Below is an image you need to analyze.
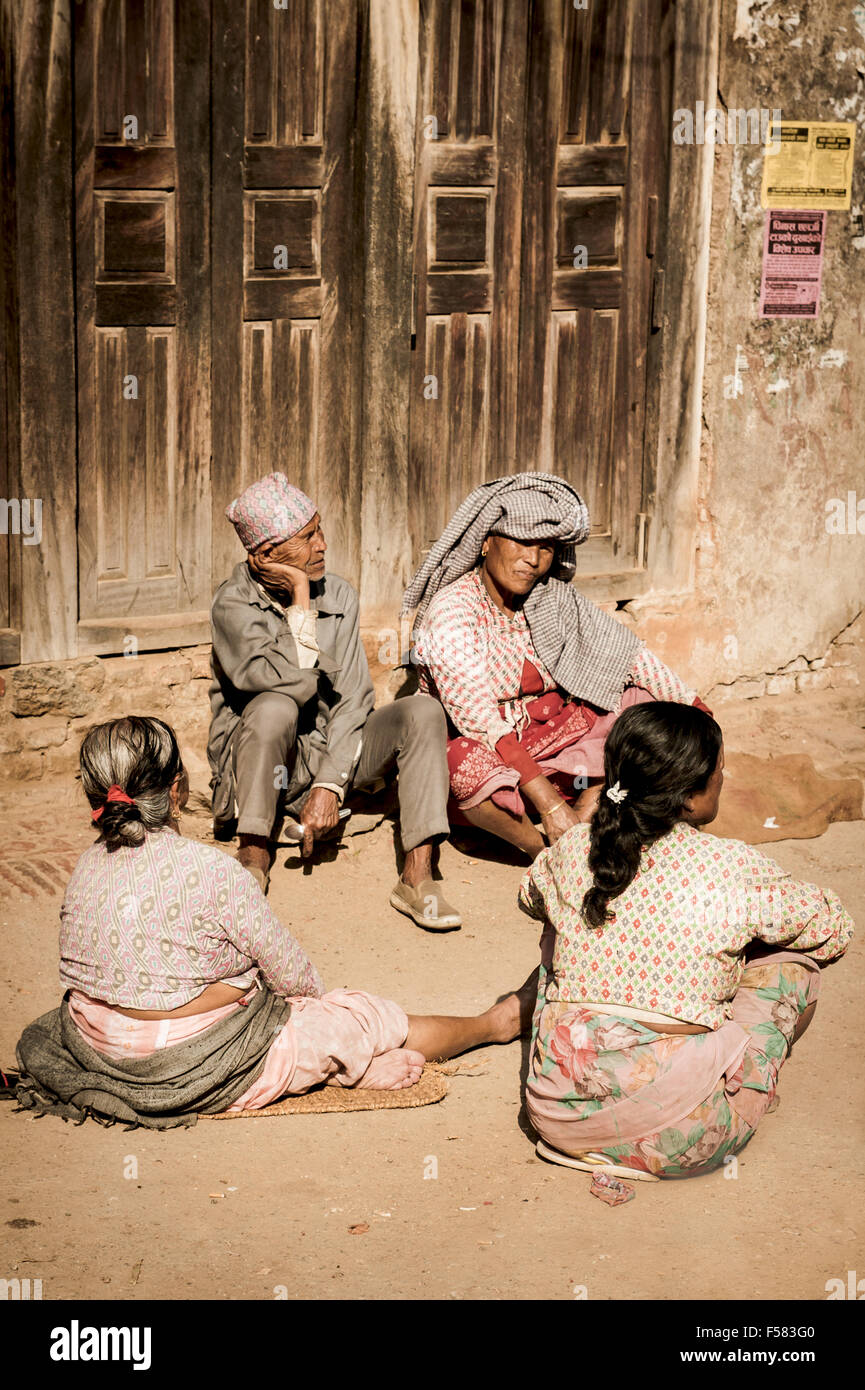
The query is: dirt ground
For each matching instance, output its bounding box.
[1,687,862,1302]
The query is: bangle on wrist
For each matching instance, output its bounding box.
[540,799,567,818]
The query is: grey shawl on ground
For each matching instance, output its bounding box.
[15,986,293,1130]
[401,473,642,712]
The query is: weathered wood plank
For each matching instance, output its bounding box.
[487,0,528,477]
[550,269,622,309]
[246,0,275,143]
[95,146,177,187]
[173,0,212,613]
[17,0,77,661]
[0,0,22,654]
[78,0,211,646]
[557,143,628,184]
[315,0,363,580]
[211,0,247,583]
[0,628,21,665]
[77,610,211,656]
[358,0,418,612]
[95,285,177,325]
[425,142,496,184]
[244,147,324,188]
[425,271,492,314]
[516,0,561,469]
[609,0,647,569]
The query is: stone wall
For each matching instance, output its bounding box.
[0,647,214,783]
[0,634,409,782]
[1,613,860,785]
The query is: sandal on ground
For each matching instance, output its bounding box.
[389,877,462,931]
[535,1138,660,1182]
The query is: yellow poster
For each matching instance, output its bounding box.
[761,121,856,210]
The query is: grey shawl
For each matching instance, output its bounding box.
[15,986,293,1130]
[401,472,642,712]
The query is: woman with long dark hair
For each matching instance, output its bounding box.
[520,702,853,1179]
[15,716,534,1128]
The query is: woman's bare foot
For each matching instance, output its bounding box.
[486,967,540,1044]
[573,781,603,823]
[356,1048,426,1090]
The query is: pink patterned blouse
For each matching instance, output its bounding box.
[519,822,853,1028]
[59,830,324,1011]
[415,569,696,748]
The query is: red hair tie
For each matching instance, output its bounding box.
[92,784,136,822]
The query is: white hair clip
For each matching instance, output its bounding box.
[605,781,628,804]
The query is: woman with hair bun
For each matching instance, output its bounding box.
[15,716,534,1128]
[520,702,854,1180]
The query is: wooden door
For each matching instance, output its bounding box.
[210,0,363,586]
[410,0,670,598]
[519,0,667,593]
[409,0,528,564]
[74,0,213,655]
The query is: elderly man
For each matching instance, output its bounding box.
[207,472,461,930]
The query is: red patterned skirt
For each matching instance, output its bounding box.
[447,685,655,819]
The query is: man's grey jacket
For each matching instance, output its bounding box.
[207,562,375,823]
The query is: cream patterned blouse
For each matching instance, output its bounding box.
[519,821,853,1028]
[59,829,324,1011]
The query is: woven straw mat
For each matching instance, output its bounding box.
[202,1063,449,1119]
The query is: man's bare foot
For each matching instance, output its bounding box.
[486,967,540,1044]
[401,843,433,889]
[238,836,271,875]
[356,1048,426,1090]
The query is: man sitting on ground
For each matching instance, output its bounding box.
[207,471,461,930]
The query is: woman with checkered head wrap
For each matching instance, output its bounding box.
[402,473,712,859]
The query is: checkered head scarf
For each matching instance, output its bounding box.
[401,472,642,712]
[226,472,317,551]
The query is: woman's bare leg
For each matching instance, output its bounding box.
[460,798,545,859]
[403,968,539,1062]
[792,1001,817,1043]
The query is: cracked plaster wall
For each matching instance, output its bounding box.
[631,0,864,698]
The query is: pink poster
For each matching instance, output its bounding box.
[759,210,826,318]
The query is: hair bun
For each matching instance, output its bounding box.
[100,798,142,818]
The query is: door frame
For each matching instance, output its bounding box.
[643,0,721,596]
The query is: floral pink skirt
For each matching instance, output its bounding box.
[526,950,821,1177]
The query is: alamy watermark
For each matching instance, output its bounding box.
[673,103,782,153]
[825,492,865,535]
[0,498,42,545]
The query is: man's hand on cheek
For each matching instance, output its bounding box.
[299,786,341,857]
[249,545,311,605]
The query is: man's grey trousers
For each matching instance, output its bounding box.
[232,692,451,851]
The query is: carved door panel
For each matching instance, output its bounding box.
[210,0,362,585]
[408,0,528,565]
[518,0,668,591]
[74,0,212,654]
